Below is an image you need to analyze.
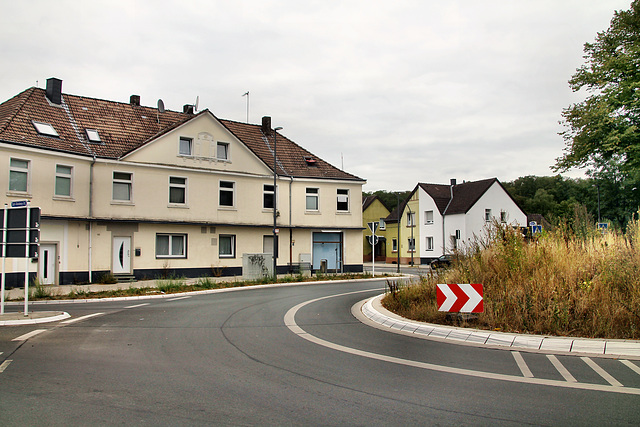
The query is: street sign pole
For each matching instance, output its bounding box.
[24,202,31,316]
[0,204,6,315]
[367,222,379,277]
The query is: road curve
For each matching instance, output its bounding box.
[0,279,638,425]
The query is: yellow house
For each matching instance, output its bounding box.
[0,78,365,286]
[361,195,390,262]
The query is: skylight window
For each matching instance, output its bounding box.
[86,129,101,143]
[32,121,59,137]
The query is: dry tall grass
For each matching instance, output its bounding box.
[383,216,640,339]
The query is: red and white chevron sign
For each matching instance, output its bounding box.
[437,284,483,313]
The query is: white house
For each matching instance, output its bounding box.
[398,178,527,264]
[0,78,365,287]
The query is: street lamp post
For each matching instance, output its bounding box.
[273,126,283,279]
[396,192,400,273]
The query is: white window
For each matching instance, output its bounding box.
[179,137,193,156]
[219,235,236,258]
[306,188,319,211]
[263,184,275,209]
[85,129,101,143]
[425,210,434,224]
[337,189,349,211]
[156,234,186,258]
[407,211,415,227]
[485,208,492,222]
[426,236,434,251]
[392,238,398,252]
[112,171,133,202]
[55,165,73,197]
[408,237,415,252]
[217,142,230,161]
[379,218,386,230]
[500,210,507,223]
[219,181,235,207]
[9,158,29,193]
[169,176,187,205]
[32,121,59,137]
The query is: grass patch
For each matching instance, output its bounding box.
[21,272,380,301]
[383,214,640,340]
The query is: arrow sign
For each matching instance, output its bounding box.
[437,284,483,313]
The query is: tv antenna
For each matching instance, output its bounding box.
[157,99,165,124]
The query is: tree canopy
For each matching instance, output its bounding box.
[555,1,640,174]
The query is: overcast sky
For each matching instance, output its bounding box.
[0,0,633,191]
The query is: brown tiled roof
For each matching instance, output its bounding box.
[0,84,363,182]
[220,119,362,181]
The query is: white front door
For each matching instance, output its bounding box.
[112,237,131,274]
[38,244,57,285]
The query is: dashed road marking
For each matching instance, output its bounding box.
[61,313,104,324]
[512,351,533,378]
[124,303,150,309]
[621,359,640,376]
[582,357,623,387]
[12,329,46,342]
[547,355,577,383]
[0,360,12,373]
[167,296,191,301]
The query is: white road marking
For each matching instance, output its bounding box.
[124,303,150,309]
[61,313,104,324]
[547,355,577,383]
[512,351,533,378]
[12,329,46,342]
[284,290,640,395]
[0,360,12,373]
[167,296,191,301]
[581,357,623,387]
[621,360,640,376]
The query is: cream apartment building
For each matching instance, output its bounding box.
[0,78,364,286]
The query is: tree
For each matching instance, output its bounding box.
[555,1,640,174]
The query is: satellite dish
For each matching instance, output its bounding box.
[194,96,199,112]
[157,99,165,113]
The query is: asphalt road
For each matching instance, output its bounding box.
[1,280,639,425]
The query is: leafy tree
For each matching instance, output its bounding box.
[555,1,640,174]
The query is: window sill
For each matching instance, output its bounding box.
[111,200,135,206]
[336,211,351,215]
[6,192,32,198]
[53,196,75,202]
[219,255,236,259]
[156,256,187,259]
[305,210,321,215]
[168,204,189,209]
[218,206,237,211]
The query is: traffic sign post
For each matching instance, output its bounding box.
[367,222,379,277]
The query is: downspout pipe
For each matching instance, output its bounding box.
[89,154,96,283]
[442,181,455,255]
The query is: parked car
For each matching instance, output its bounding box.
[430,254,454,269]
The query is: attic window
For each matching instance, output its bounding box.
[86,129,101,143]
[32,121,59,137]
[304,156,317,166]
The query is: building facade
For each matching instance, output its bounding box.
[0,78,365,287]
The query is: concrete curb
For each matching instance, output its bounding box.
[361,294,640,359]
[0,311,70,326]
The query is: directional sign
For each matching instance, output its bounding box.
[437,284,483,313]
[367,235,379,245]
[531,225,542,234]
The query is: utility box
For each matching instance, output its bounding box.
[242,253,272,280]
